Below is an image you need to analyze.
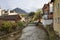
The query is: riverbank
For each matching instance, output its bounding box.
[0,30,22,40]
[37,23,59,40]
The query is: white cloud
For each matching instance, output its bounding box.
[0,0,51,12]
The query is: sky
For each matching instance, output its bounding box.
[0,0,51,12]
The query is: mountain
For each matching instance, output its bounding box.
[12,8,27,14]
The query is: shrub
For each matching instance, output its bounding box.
[1,21,13,33]
[17,21,25,29]
[0,21,25,33]
[11,22,17,30]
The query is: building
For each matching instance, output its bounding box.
[48,2,53,19]
[0,8,21,22]
[0,15,21,22]
[42,4,49,20]
[0,8,2,16]
[42,4,49,15]
[7,10,18,15]
[0,8,18,16]
[53,0,60,36]
[42,2,53,19]
[41,1,53,26]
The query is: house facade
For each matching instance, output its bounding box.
[53,0,60,36]
[0,15,21,23]
[42,1,53,19]
[42,4,49,20]
[0,8,21,22]
[41,1,53,26]
[0,8,18,16]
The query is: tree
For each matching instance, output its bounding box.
[28,12,35,17]
[28,12,35,22]
[33,9,42,21]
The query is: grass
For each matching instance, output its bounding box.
[46,24,57,40]
[38,23,58,40]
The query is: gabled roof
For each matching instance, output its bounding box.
[42,4,49,10]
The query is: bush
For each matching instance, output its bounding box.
[1,21,13,33]
[11,22,17,30]
[0,21,25,34]
[17,21,25,29]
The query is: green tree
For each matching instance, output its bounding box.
[28,12,35,22]
[33,9,42,21]
[28,12,35,17]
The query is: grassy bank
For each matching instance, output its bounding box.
[37,23,58,40]
[46,24,58,40]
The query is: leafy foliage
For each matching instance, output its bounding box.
[0,21,25,33]
[46,24,57,40]
[28,12,35,17]
[1,21,13,32]
[17,21,25,29]
[33,10,42,21]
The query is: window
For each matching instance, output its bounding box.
[10,11,14,13]
[57,17,60,24]
[57,3,60,9]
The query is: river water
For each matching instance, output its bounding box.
[18,24,48,40]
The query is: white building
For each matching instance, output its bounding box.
[49,2,53,13]
[0,8,18,16]
[8,10,18,15]
[0,8,2,16]
[41,19,53,26]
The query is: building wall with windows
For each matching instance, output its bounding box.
[41,1,53,26]
[8,10,18,15]
[42,4,49,15]
[53,0,60,36]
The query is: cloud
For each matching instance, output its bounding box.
[0,0,51,12]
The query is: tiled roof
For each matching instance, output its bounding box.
[0,15,21,21]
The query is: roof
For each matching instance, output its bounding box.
[0,15,21,21]
[51,0,54,2]
[43,4,49,9]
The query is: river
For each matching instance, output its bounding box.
[18,23,48,40]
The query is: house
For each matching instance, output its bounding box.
[53,0,60,36]
[42,4,49,20]
[0,8,21,22]
[7,10,18,15]
[0,8,18,16]
[41,1,53,26]
[48,1,53,19]
[42,4,49,15]
[0,8,3,16]
[0,15,21,22]
[42,2,53,19]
